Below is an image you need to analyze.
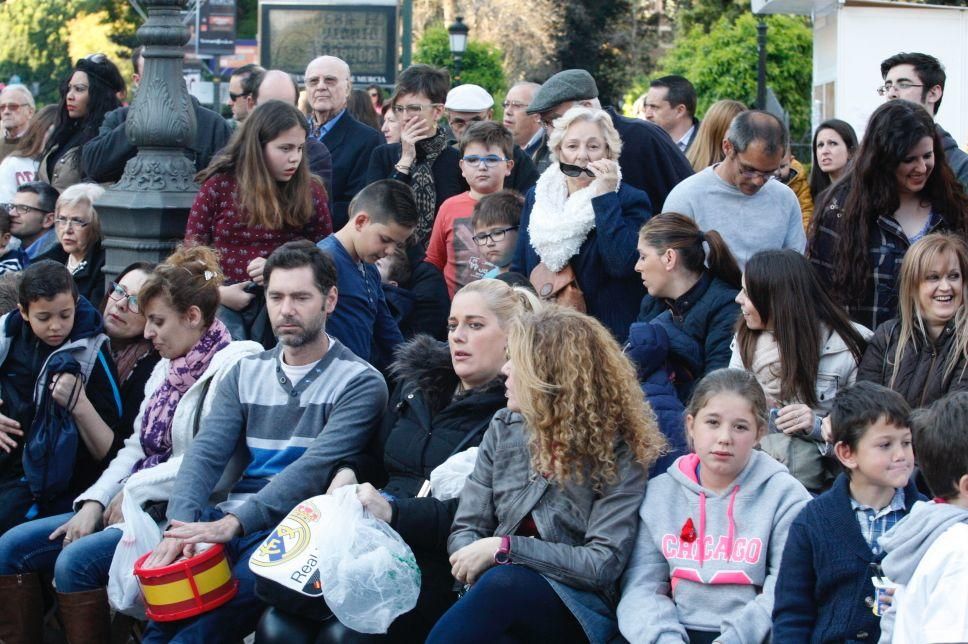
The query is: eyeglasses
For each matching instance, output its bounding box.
[54,216,90,229]
[0,103,27,112]
[3,203,47,215]
[229,91,250,102]
[876,80,924,96]
[392,103,441,116]
[472,226,519,245]
[108,282,140,313]
[461,154,509,168]
[733,155,779,181]
[540,112,565,128]
[305,75,344,89]
[559,162,596,178]
[502,100,529,112]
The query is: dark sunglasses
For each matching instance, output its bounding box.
[229,91,251,102]
[559,162,596,178]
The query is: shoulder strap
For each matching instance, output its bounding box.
[192,377,215,437]
[448,414,493,459]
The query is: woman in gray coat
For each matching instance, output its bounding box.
[426,306,667,643]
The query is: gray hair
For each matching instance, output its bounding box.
[548,107,623,162]
[0,84,35,109]
[725,110,787,156]
[56,183,104,243]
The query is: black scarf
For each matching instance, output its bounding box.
[411,129,449,248]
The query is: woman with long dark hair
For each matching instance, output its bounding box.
[809,100,968,330]
[187,100,331,334]
[731,249,870,492]
[631,213,742,401]
[808,118,858,201]
[39,54,124,191]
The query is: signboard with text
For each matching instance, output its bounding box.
[259,2,397,85]
[198,0,237,56]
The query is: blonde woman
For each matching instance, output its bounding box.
[38,182,106,304]
[685,99,746,172]
[858,233,968,407]
[511,106,652,341]
[427,306,666,643]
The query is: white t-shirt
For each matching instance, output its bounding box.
[0,155,39,203]
[893,521,968,643]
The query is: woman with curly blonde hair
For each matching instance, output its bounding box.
[427,305,666,644]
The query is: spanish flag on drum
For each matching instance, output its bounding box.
[134,543,238,622]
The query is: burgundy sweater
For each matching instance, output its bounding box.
[186,173,332,283]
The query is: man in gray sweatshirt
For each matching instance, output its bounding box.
[140,241,388,643]
[662,110,806,268]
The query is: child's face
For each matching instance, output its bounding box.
[460,142,512,196]
[472,222,518,267]
[837,418,914,490]
[19,292,76,347]
[0,231,10,252]
[354,213,413,265]
[686,392,762,489]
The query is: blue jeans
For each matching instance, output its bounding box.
[141,509,270,644]
[426,565,585,644]
[0,511,122,592]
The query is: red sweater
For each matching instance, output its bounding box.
[186,173,332,283]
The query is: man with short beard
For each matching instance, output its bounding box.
[140,239,387,642]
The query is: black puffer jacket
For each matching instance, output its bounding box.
[858,318,968,408]
[360,335,507,553]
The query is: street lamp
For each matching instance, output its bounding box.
[448,16,469,83]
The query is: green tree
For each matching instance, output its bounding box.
[671,0,751,33]
[627,13,812,140]
[0,0,137,104]
[413,25,507,97]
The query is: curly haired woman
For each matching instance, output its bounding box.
[426,306,667,643]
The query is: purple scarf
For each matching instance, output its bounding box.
[131,319,232,473]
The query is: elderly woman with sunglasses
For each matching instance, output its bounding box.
[511,107,653,341]
[37,182,107,305]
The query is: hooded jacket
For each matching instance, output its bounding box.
[618,450,810,644]
[858,318,968,409]
[876,500,968,643]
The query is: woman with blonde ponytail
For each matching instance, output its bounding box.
[0,246,262,644]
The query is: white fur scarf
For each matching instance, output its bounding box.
[527,163,622,272]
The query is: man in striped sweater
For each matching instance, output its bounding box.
[141,240,388,642]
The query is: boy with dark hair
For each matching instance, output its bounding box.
[0,260,122,533]
[366,65,462,247]
[0,207,28,275]
[773,382,924,643]
[877,391,968,643]
[426,121,514,297]
[317,179,416,366]
[471,190,523,278]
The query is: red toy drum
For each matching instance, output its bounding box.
[134,543,238,622]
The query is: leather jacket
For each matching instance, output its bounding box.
[448,408,647,599]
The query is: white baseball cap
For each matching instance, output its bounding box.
[445,84,494,111]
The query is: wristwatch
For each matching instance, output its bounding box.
[494,535,511,565]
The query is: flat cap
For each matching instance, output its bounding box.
[526,69,599,114]
[445,84,494,111]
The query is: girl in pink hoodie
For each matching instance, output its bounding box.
[617,368,811,644]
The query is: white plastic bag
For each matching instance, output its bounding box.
[429,447,479,501]
[316,486,421,633]
[106,492,162,618]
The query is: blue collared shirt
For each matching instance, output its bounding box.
[308,109,346,141]
[850,488,907,555]
[24,229,57,260]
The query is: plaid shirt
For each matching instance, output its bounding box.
[850,487,907,555]
[809,191,947,331]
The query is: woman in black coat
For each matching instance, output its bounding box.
[256,279,539,643]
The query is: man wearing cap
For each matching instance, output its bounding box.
[527,69,693,211]
[445,84,539,195]
[82,47,234,183]
[0,85,35,163]
[305,55,384,230]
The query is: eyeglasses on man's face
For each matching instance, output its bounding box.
[502,100,529,112]
[229,91,251,102]
[461,154,509,169]
[54,216,90,229]
[305,76,343,90]
[108,282,140,313]
[3,202,47,216]
[472,226,518,246]
[876,80,924,96]
[0,103,27,113]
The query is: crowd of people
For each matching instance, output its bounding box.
[0,43,965,644]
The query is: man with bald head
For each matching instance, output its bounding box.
[82,46,233,182]
[254,70,333,200]
[304,55,383,229]
[0,85,35,162]
[502,82,542,156]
